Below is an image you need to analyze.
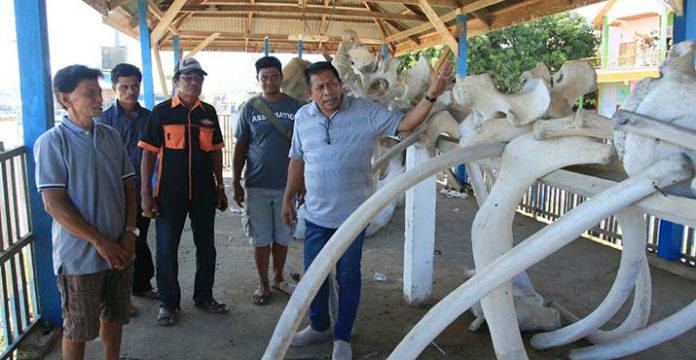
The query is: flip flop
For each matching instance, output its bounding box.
[251,286,270,305]
[271,281,293,296]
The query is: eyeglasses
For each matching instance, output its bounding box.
[180,73,204,82]
[319,120,331,145]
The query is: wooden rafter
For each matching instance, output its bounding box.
[387,0,506,42]
[180,4,428,22]
[147,2,179,41]
[364,1,394,53]
[108,0,129,11]
[418,0,458,54]
[150,0,187,44]
[152,43,169,98]
[364,0,459,6]
[185,32,221,58]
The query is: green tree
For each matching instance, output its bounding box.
[399,12,598,93]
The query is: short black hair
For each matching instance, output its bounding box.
[255,56,283,76]
[111,63,142,85]
[303,61,341,88]
[53,65,103,109]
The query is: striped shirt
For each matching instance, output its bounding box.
[289,95,402,228]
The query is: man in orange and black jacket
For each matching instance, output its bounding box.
[138,58,228,327]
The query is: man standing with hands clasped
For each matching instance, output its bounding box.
[138,58,228,327]
[35,64,136,360]
[282,61,452,360]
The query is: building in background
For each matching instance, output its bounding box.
[589,0,674,116]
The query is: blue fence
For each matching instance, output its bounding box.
[0,146,40,358]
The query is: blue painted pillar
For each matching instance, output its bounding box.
[137,0,154,109]
[264,37,270,56]
[298,39,303,59]
[173,35,181,65]
[657,0,693,261]
[673,0,695,43]
[382,43,389,60]
[13,0,61,326]
[455,14,468,184]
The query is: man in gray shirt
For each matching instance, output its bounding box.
[35,65,136,360]
[281,61,451,360]
[233,56,302,305]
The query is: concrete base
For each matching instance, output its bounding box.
[42,183,695,359]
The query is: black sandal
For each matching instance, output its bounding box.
[195,298,229,314]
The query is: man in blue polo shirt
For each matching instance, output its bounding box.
[35,65,136,360]
[98,64,159,317]
[281,61,451,360]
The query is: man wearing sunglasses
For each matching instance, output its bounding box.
[281,61,452,359]
[139,57,228,327]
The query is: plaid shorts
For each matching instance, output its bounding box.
[57,264,133,342]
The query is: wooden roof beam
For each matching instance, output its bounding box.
[151,0,187,44]
[418,0,458,54]
[148,2,180,40]
[180,4,428,22]
[365,0,459,7]
[108,0,129,11]
[185,32,221,58]
[387,0,506,42]
[364,1,396,54]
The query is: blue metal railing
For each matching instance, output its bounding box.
[0,146,40,358]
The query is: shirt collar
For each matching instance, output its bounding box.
[113,100,143,119]
[308,93,351,117]
[171,94,202,110]
[61,115,96,134]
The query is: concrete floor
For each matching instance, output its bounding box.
[45,188,695,360]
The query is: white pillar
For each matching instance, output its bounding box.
[403,143,436,305]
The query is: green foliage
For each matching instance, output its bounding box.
[398,12,598,93]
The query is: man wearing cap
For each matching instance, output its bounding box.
[98,64,159,317]
[138,57,228,326]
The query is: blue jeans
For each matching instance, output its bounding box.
[304,220,366,342]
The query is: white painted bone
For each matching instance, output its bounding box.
[534,109,614,140]
[569,300,696,360]
[453,74,550,126]
[281,57,311,103]
[472,134,614,359]
[618,41,696,179]
[545,61,597,119]
[262,143,506,360]
[530,207,649,349]
[386,154,693,360]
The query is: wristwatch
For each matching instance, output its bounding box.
[125,226,140,237]
[424,94,437,103]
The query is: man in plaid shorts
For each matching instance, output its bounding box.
[34,65,137,360]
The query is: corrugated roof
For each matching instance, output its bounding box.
[90,0,607,55]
